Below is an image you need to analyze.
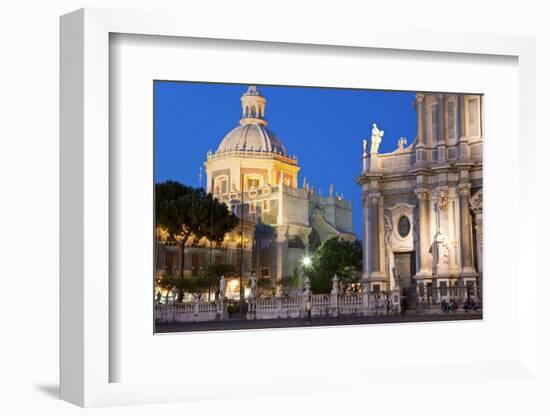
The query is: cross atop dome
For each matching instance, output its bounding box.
[240,85,267,126]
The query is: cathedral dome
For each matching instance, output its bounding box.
[215,86,288,156]
[217,123,288,155]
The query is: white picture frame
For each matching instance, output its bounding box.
[60,7,538,408]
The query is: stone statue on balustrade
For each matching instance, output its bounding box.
[303,276,312,296]
[331,274,339,295]
[250,272,257,298]
[219,275,227,299]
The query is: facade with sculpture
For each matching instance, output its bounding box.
[357,93,483,309]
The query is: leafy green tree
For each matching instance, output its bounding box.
[155,181,238,301]
[157,275,179,303]
[279,274,301,296]
[307,237,362,294]
[204,194,240,245]
[181,277,211,301]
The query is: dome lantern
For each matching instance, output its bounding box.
[214,85,289,156]
[240,85,267,126]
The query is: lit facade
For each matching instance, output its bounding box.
[357,93,483,307]
[156,86,356,294]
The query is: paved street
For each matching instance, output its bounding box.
[156,311,482,333]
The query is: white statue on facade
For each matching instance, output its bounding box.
[329,184,334,198]
[370,123,384,154]
[397,137,407,150]
[431,231,450,272]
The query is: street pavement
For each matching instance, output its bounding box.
[156,311,482,333]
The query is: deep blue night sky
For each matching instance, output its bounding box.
[154,81,417,239]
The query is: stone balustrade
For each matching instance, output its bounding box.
[155,293,400,324]
[155,301,219,323]
[155,274,404,323]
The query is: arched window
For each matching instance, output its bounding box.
[251,106,256,117]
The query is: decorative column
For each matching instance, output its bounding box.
[368,192,384,279]
[277,172,285,225]
[377,194,387,276]
[458,182,477,276]
[458,95,469,160]
[414,187,432,278]
[438,94,447,162]
[415,94,426,165]
[470,189,483,302]
[275,226,288,281]
[434,186,450,277]
[361,191,371,283]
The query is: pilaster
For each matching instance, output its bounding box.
[415,93,427,166]
[458,182,477,277]
[437,94,447,163]
[414,187,432,279]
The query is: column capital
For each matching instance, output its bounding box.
[367,192,381,206]
[458,182,472,196]
[414,188,431,200]
[416,93,425,103]
[434,186,449,210]
[275,225,289,242]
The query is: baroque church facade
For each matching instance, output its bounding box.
[357,93,483,307]
[156,86,356,296]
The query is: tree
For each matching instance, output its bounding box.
[307,237,362,294]
[182,277,212,301]
[278,274,301,296]
[155,181,238,301]
[157,275,179,303]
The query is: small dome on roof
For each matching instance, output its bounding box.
[217,123,288,155]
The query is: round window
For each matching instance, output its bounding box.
[397,215,411,238]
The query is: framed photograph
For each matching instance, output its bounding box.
[60,8,538,408]
[152,81,483,334]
